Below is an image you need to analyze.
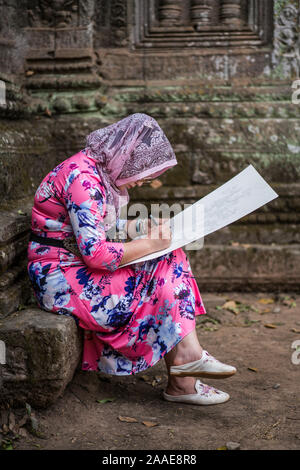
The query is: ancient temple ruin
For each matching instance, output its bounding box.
[0,0,299,406]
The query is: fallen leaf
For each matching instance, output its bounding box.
[264,323,277,329]
[118,416,138,423]
[96,398,116,404]
[222,300,239,315]
[282,299,297,308]
[17,414,28,428]
[150,179,162,189]
[290,328,300,333]
[2,439,13,450]
[243,318,261,327]
[8,412,16,432]
[204,326,218,331]
[259,308,271,314]
[142,421,158,427]
[258,298,274,304]
[2,424,9,433]
[139,375,152,384]
[248,367,258,372]
[18,427,28,438]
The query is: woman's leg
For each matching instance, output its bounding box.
[164,329,203,395]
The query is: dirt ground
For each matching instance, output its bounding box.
[2,292,300,451]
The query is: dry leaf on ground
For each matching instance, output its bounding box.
[248,367,258,372]
[96,398,116,404]
[259,308,271,314]
[222,300,240,315]
[142,421,159,427]
[282,299,297,308]
[264,324,277,329]
[258,298,274,304]
[139,375,152,383]
[118,416,138,423]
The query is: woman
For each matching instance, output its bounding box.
[28,113,236,406]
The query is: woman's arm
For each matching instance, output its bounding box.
[64,169,171,271]
[119,221,172,266]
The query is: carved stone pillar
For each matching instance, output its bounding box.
[220,0,243,26]
[190,1,214,28]
[158,0,182,26]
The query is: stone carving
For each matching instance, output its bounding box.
[110,0,128,46]
[272,1,300,77]
[190,0,214,28]
[158,0,182,26]
[27,0,79,28]
[133,0,270,49]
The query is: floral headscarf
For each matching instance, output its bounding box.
[83,113,177,230]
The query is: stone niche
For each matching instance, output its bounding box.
[98,0,275,82]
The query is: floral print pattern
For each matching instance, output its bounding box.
[27,150,206,375]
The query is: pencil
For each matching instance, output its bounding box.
[149,214,158,226]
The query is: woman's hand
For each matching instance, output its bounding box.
[146,219,172,251]
[118,217,172,266]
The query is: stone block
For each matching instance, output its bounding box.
[0,308,83,408]
[188,244,300,292]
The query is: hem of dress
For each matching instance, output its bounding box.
[87,320,200,376]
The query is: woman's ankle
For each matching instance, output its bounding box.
[170,348,203,367]
[166,377,197,396]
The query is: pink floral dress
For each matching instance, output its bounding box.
[27,150,206,375]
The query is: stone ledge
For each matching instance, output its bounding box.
[188,244,300,292]
[0,308,83,408]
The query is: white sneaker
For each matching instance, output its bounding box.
[169,350,237,378]
[163,380,230,405]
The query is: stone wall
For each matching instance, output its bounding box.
[1,0,300,313]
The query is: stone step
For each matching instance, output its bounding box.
[0,308,82,408]
[187,243,300,292]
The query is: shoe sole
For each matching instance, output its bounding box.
[170,370,236,379]
[163,394,230,405]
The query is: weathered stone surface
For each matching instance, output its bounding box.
[0,276,32,318]
[188,244,300,292]
[0,308,83,408]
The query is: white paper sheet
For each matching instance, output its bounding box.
[121,165,278,267]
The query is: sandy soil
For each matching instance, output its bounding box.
[2,292,300,451]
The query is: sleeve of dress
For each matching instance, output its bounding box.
[64,171,125,272]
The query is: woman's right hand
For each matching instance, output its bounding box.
[119,219,172,267]
[146,220,172,252]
